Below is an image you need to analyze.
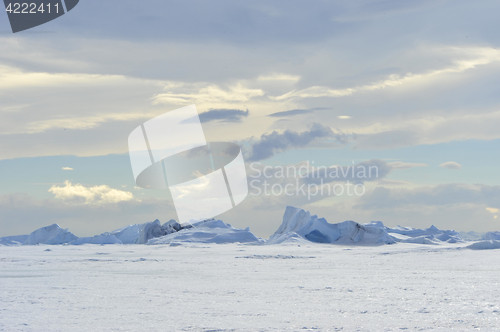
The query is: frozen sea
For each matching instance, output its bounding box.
[1,243,499,331]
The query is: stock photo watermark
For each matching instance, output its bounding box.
[3,0,79,33]
[248,161,379,200]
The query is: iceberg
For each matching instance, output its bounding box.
[0,219,192,246]
[459,231,484,241]
[364,221,464,244]
[70,233,122,245]
[0,235,29,246]
[137,220,166,244]
[23,224,78,245]
[466,240,500,250]
[110,219,183,244]
[147,219,263,245]
[481,231,500,241]
[1,207,497,248]
[109,223,142,244]
[269,206,396,245]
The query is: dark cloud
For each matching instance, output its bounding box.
[267,109,313,117]
[41,1,349,44]
[199,109,249,123]
[247,123,347,161]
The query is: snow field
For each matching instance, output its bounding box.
[1,243,499,331]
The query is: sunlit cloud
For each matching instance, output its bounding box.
[152,83,264,105]
[388,162,429,170]
[257,73,301,82]
[439,161,462,170]
[49,180,135,205]
[272,47,500,101]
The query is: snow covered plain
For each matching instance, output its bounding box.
[1,243,500,331]
[1,206,500,331]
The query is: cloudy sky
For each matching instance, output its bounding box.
[1,0,500,237]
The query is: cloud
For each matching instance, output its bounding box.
[353,131,420,149]
[22,113,153,134]
[439,161,462,170]
[0,63,166,137]
[0,65,128,90]
[48,181,135,205]
[198,109,250,123]
[355,183,500,210]
[4,39,500,160]
[258,74,301,82]
[152,83,264,105]
[388,161,429,170]
[61,167,73,171]
[0,193,173,237]
[302,159,392,185]
[267,109,313,117]
[348,183,500,231]
[272,46,500,101]
[247,123,347,161]
[244,160,388,209]
[486,207,498,214]
[352,110,500,149]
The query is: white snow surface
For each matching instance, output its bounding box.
[1,243,499,331]
[147,219,264,245]
[2,206,500,330]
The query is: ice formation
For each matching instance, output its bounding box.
[1,206,499,249]
[23,224,78,245]
[0,235,28,246]
[110,219,184,244]
[147,219,263,245]
[269,206,469,246]
[0,218,261,246]
[375,223,464,244]
[466,240,500,250]
[69,233,122,245]
[481,231,500,241]
[269,206,396,245]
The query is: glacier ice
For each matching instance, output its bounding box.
[466,240,500,250]
[1,206,499,248]
[0,235,29,246]
[269,206,468,246]
[110,219,183,244]
[147,219,263,245]
[70,233,122,245]
[481,231,500,241]
[269,206,396,245]
[23,224,78,245]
